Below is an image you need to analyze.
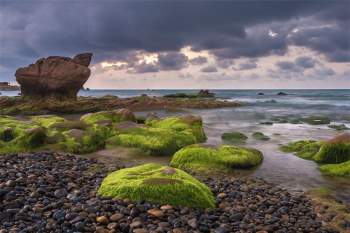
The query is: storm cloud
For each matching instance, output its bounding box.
[0,1,349,82]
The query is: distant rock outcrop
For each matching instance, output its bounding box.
[15,53,92,100]
[0,82,20,91]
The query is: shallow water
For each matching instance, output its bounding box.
[3,89,350,203]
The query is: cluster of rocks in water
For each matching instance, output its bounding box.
[0,152,342,233]
[281,133,350,177]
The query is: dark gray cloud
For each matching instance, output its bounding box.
[130,63,159,74]
[289,23,350,62]
[276,61,297,71]
[235,59,258,70]
[158,52,188,71]
[216,59,234,69]
[189,56,207,65]
[295,56,317,68]
[127,51,188,73]
[0,1,349,81]
[276,56,319,72]
[201,66,218,73]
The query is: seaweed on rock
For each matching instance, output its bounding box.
[170,144,263,173]
[98,163,215,208]
[319,161,350,177]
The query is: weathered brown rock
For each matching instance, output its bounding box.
[15,53,92,100]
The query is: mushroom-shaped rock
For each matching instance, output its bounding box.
[15,53,92,100]
[98,163,215,208]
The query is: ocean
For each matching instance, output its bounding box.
[2,89,350,203]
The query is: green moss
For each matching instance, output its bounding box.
[170,144,263,173]
[98,163,215,208]
[313,143,350,164]
[328,124,349,131]
[281,137,350,177]
[252,132,270,141]
[319,161,350,177]
[107,116,206,155]
[146,115,206,142]
[31,115,66,128]
[280,140,322,160]
[303,116,331,125]
[60,125,113,154]
[80,109,135,125]
[106,127,197,156]
[0,127,47,154]
[221,132,248,143]
[0,113,205,156]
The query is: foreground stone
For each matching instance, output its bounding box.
[0,95,241,115]
[15,53,92,100]
[170,144,263,173]
[98,163,215,208]
[0,152,340,232]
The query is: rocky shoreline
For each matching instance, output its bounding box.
[0,152,341,233]
[0,95,240,115]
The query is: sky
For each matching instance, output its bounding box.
[0,0,349,89]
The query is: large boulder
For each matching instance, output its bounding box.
[170,144,263,172]
[98,163,215,208]
[15,53,92,100]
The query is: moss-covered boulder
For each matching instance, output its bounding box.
[302,116,331,125]
[0,112,206,156]
[221,131,247,143]
[252,132,270,141]
[281,134,350,177]
[107,115,206,156]
[319,161,350,177]
[170,144,263,173]
[0,126,47,154]
[328,124,349,131]
[80,108,136,125]
[98,163,215,208]
[313,134,350,164]
[146,115,206,142]
[31,115,66,128]
[280,140,322,160]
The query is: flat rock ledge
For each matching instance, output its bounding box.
[0,152,341,233]
[0,95,241,115]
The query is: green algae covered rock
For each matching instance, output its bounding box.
[314,143,350,164]
[145,115,206,142]
[98,163,215,208]
[313,133,350,164]
[170,144,263,172]
[221,131,247,143]
[107,115,206,156]
[280,134,350,177]
[280,140,322,160]
[31,115,66,128]
[319,161,350,177]
[328,124,349,131]
[80,108,136,125]
[302,116,331,125]
[252,132,270,141]
[0,112,205,156]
